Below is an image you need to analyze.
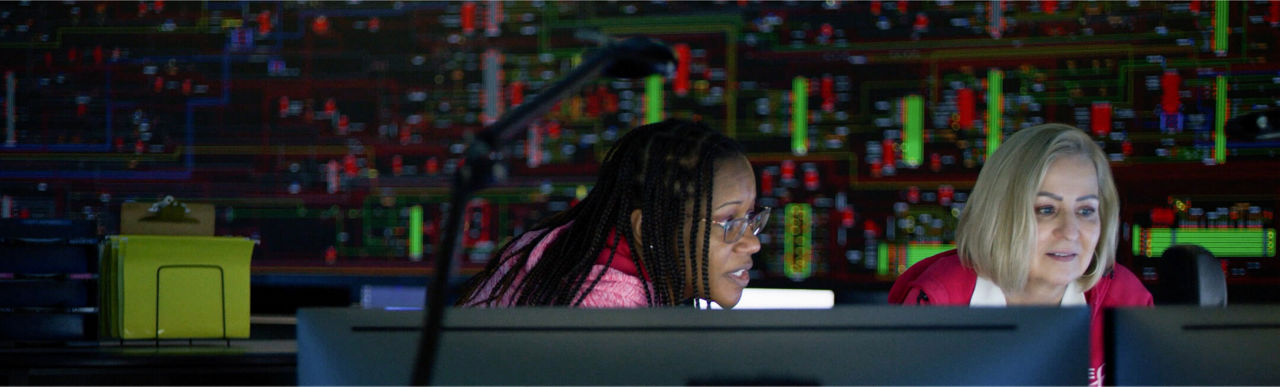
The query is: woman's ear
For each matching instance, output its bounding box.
[629,209,643,243]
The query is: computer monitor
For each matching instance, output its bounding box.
[1107,305,1280,385]
[297,306,1089,385]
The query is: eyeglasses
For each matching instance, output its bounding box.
[705,206,771,243]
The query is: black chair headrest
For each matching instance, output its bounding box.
[1154,244,1227,307]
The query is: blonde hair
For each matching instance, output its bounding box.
[955,123,1119,292]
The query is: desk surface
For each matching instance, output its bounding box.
[0,340,297,385]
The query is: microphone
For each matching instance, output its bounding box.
[476,36,675,149]
[602,36,677,79]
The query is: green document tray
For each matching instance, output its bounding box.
[102,235,253,339]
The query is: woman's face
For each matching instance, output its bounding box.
[692,156,761,308]
[1028,155,1101,293]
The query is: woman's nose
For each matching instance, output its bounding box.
[1055,214,1080,241]
[737,231,762,254]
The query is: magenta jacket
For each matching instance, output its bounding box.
[888,249,1153,387]
[466,223,651,307]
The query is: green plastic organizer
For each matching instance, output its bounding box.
[102,235,253,340]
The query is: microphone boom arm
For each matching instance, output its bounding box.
[411,36,674,385]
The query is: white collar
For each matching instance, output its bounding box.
[970,276,1007,306]
[970,276,1087,306]
[1061,281,1087,306]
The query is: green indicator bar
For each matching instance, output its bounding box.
[783,203,814,280]
[792,76,809,156]
[877,242,889,276]
[1136,227,1276,257]
[987,69,1003,158]
[1216,75,1227,164]
[409,205,423,260]
[1133,224,1143,256]
[1270,229,1277,257]
[906,242,954,269]
[645,74,663,124]
[1214,0,1229,56]
[903,95,924,167]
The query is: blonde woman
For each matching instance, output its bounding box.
[888,123,1152,387]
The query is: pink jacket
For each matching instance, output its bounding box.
[888,249,1153,387]
[469,223,651,307]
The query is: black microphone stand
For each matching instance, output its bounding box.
[411,36,675,385]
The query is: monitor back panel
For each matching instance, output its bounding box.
[1109,306,1280,386]
[298,306,1090,386]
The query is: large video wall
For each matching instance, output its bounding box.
[1,1,1276,301]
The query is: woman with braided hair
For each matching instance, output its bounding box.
[456,119,768,308]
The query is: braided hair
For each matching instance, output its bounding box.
[455,119,745,307]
